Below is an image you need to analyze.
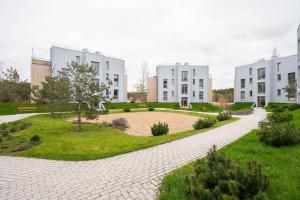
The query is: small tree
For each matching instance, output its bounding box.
[67,62,111,130]
[283,80,297,101]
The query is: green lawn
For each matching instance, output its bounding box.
[229,102,253,111]
[104,102,180,110]
[189,103,222,112]
[159,109,300,200]
[0,111,237,161]
[265,103,294,112]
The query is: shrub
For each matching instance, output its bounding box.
[216,111,231,121]
[12,143,31,152]
[0,136,2,143]
[112,118,128,130]
[193,118,216,130]
[99,110,109,115]
[9,127,17,133]
[257,123,300,147]
[84,109,99,120]
[288,103,300,111]
[0,123,8,129]
[30,135,41,143]
[123,107,131,112]
[0,130,10,137]
[97,122,113,128]
[267,112,293,123]
[151,122,169,136]
[187,145,269,200]
[273,106,288,113]
[148,107,154,111]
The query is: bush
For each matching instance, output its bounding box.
[9,127,17,133]
[123,107,131,112]
[97,122,113,128]
[193,118,216,130]
[267,112,293,123]
[216,111,231,121]
[148,107,155,111]
[257,123,300,147]
[0,136,2,143]
[112,118,128,130]
[288,103,300,111]
[30,135,41,143]
[84,109,99,120]
[99,110,109,115]
[187,145,269,200]
[0,123,8,129]
[151,122,169,136]
[12,143,31,152]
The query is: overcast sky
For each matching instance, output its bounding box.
[0,0,299,91]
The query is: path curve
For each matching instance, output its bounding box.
[0,109,266,200]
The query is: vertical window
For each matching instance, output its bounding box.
[277,74,281,81]
[172,91,174,98]
[249,78,252,84]
[163,91,168,101]
[257,68,265,80]
[113,74,119,87]
[288,72,296,84]
[113,89,119,99]
[76,56,80,63]
[241,91,245,100]
[199,79,204,88]
[106,89,109,96]
[182,71,188,81]
[193,69,195,77]
[106,61,109,71]
[181,84,188,94]
[240,79,245,88]
[249,90,252,97]
[199,91,204,100]
[258,82,266,94]
[277,89,281,96]
[193,91,195,97]
[249,68,252,75]
[163,79,168,88]
[91,61,100,76]
[106,73,109,81]
[172,69,175,77]
[277,62,281,72]
[193,79,195,85]
[172,79,174,86]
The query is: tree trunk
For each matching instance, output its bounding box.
[77,103,81,131]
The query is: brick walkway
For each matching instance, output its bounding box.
[0,109,266,200]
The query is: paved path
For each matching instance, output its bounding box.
[0,113,41,124]
[0,109,266,200]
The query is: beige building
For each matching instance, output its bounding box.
[30,58,51,88]
[146,74,157,102]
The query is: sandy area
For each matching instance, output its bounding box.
[82,112,201,136]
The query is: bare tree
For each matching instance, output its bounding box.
[133,62,148,102]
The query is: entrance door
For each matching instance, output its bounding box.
[181,97,188,107]
[257,96,266,107]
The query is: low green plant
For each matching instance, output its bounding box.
[216,111,232,121]
[12,143,31,152]
[30,135,41,143]
[123,107,131,112]
[187,145,269,200]
[288,103,300,111]
[84,109,99,120]
[0,136,2,143]
[99,110,109,115]
[97,122,113,128]
[257,123,300,147]
[148,107,155,111]
[0,123,8,129]
[9,127,17,133]
[267,112,293,123]
[193,118,216,130]
[151,122,169,136]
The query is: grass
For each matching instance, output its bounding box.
[189,103,222,113]
[265,103,294,112]
[0,111,238,161]
[229,102,253,111]
[104,102,180,110]
[159,108,300,200]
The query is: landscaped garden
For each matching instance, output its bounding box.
[159,106,300,200]
[0,110,237,161]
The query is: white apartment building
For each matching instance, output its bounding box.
[31,45,127,103]
[234,24,300,107]
[155,63,211,106]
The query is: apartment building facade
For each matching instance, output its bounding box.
[234,25,300,107]
[150,63,211,106]
[31,45,127,103]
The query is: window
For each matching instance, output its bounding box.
[249,68,252,75]
[172,79,174,86]
[277,89,281,96]
[61,68,69,76]
[257,68,265,80]
[181,84,188,94]
[113,74,119,87]
[288,72,296,84]
[249,90,252,97]
[171,91,174,98]
[193,79,195,85]
[199,91,203,100]
[249,78,252,84]
[277,62,281,72]
[199,79,204,88]
[193,91,195,97]
[106,73,109,81]
[193,69,195,77]
[182,71,188,81]
[163,91,168,101]
[241,91,245,100]
[163,79,168,88]
[240,79,245,88]
[91,61,100,76]
[258,82,266,94]
[277,74,281,81]
[106,89,109,96]
[76,56,80,63]
[113,89,119,99]
[106,61,109,71]
[172,69,175,77]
